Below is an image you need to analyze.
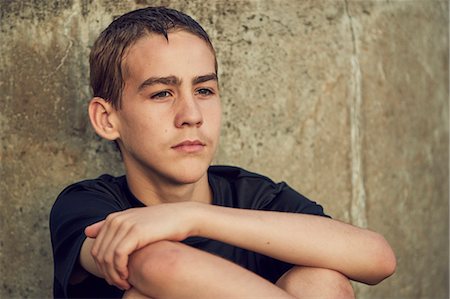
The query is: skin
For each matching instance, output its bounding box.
[90,31,222,205]
[79,30,396,298]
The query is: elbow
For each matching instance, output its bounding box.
[128,241,187,296]
[378,246,397,284]
[375,233,397,282]
[382,243,397,280]
[365,233,397,285]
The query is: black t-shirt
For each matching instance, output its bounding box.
[50,165,328,298]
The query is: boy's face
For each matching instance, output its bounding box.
[114,31,221,185]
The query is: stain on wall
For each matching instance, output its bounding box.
[0,0,448,298]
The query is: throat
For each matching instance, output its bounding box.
[126,173,212,206]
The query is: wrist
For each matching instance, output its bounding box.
[184,201,209,238]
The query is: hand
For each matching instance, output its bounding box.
[84,202,199,290]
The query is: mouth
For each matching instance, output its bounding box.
[171,140,206,153]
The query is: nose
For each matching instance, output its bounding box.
[174,93,203,128]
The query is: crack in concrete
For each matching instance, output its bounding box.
[44,7,77,79]
[55,40,73,72]
[44,39,73,78]
[344,0,368,228]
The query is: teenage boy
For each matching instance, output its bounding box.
[50,6,396,299]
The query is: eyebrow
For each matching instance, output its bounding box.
[192,73,218,85]
[138,76,180,91]
[137,73,218,92]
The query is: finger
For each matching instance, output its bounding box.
[85,220,105,238]
[93,239,130,290]
[105,268,130,291]
[103,223,133,283]
[108,225,135,280]
[96,214,135,288]
[93,217,120,276]
[92,210,129,249]
[91,237,110,283]
[87,216,130,290]
[112,230,144,280]
[90,223,107,258]
[89,218,114,281]
[91,213,120,257]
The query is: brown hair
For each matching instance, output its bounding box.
[89,7,217,109]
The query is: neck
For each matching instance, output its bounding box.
[125,168,212,206]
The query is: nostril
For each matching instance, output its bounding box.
[174,100,203,128]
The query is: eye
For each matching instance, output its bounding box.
[150,90,172,100]
[195,88,215,96]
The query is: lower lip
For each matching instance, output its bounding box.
[172,144,205,153]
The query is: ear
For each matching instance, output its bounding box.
[88,97,120,141]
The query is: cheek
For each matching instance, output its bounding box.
[118,111,160,147]
[214,110,222,132]
[215,103,223,129]
[208,103,222,143]
[205,99,222,122]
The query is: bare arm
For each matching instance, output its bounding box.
[79,238,294,298]
[127,240,294,298]
[83,202,395,290]
[194,204,396,285]
[121,267,356,299]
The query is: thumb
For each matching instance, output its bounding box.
[85,220,105,238]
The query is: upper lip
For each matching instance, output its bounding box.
[172,140,205,148]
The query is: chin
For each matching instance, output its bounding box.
[168,164,209,185]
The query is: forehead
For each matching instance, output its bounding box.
[122,31,216,81]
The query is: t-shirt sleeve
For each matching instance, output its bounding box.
[231,173,330,217]
[258,181,330,217]
[49,182,127,298]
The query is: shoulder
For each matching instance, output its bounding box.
[50,175,127,298]
[207,165,287,209]
[208,165,277,185]
[208,165,328,216]
[57,174,126,197]
[51,174,129,220]
[55,174,127,202]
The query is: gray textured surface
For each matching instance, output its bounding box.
[0,1,448,298]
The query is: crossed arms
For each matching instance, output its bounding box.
[77,202,396,298]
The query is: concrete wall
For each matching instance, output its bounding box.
[1,0,448,298]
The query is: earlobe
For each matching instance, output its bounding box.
[88,97,120,141]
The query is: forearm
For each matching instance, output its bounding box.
[82,201,395,291]
[193,204,396,284]
[127,240,293,299]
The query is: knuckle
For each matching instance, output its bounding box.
[114,247,125,259]
[128,223,140,234]
[104,253,113,265]
[107,213,130,229]
[111,216,122,226]
[105,213,115,222]
[96,256,105,264]
[90,247,98,257]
